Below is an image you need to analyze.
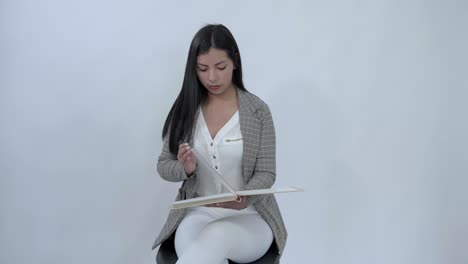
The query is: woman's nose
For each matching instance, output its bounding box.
[208,69,217,82]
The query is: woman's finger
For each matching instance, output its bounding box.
[177,143,186,157]
[181,149,192,162]
[205,199,245,210]
[177,143,190,160]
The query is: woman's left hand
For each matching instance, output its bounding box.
[205,196,247,210]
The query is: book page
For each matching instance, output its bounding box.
[172,192,238,209]
[172,186,303,209]
[236,186,304,196]
[190,147,237,194]
[173,147,304,210]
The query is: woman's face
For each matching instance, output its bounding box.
[196,48,235,96]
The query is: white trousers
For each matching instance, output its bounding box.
[174,206,274,264]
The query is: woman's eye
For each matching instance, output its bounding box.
[197,66,225,72]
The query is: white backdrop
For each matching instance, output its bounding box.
[1,1,467,263]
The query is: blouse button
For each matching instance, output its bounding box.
[210,143,213,146]
[215,166,218,170]
[213,155,216,159]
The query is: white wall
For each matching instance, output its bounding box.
[1,1,466,263]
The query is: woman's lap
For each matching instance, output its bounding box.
[174,206,273,264]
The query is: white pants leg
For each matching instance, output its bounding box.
[174,206,273,264]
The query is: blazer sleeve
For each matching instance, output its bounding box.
[244,104,276,195]
[157,135,190,182]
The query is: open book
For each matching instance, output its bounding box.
[172,148,303,209]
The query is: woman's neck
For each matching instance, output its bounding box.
[205,84,237,105]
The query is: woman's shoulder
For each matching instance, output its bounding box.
[238,89,273,124]
[238,89,271,113]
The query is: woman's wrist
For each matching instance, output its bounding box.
[185,164,197,177]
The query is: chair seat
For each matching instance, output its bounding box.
[156,235,279,264]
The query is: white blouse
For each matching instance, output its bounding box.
[193,109,245,197]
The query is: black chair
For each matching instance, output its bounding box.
[156,234,280,264]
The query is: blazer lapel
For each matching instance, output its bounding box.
[237,89,261,184]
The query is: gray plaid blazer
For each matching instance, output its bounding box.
[152,89,287,257]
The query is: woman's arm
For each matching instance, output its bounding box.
[157,135,190,182]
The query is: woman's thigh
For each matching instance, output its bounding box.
[175,208,273,264]
[174,208,215,256]
[221,214,273,263]
[193,213,273,263]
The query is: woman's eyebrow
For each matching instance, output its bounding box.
[197,60,227,67]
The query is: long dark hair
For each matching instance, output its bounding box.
[162,24,248,154]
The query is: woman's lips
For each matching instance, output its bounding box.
[209,85,221,90]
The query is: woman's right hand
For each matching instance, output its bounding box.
[177,143,197,176]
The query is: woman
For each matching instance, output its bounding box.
[152,24,287,264]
